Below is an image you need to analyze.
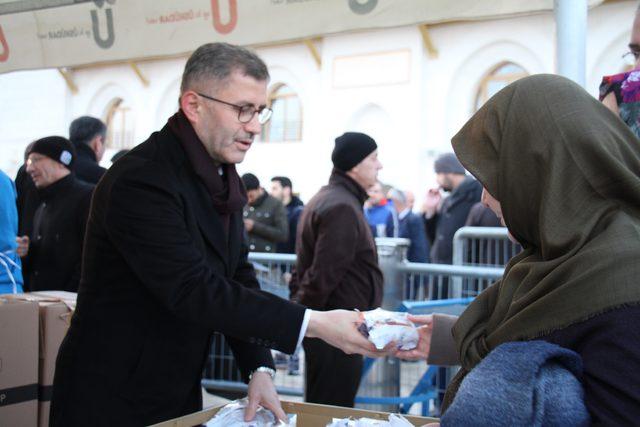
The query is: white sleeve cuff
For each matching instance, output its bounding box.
[296,309,311,351]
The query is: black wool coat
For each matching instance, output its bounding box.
[21,174,93,292]
[50,123,306,426]
[425,177,482,264]
[73,142,107,185]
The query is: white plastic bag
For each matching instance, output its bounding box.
[206,398,296,427]
[359,308,419,350]
[327,413,414,426]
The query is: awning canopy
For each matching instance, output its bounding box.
[0,0,604,74]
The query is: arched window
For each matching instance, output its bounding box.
[261,84,302,142]
[104,97,134,149]
[475,62,528,111]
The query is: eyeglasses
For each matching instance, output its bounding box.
[196,92,272,124]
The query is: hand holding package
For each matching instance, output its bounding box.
[359,308,418,350]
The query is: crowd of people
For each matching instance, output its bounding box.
[0,7,640,424]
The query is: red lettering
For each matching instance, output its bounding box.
[211,0,237,34]
[0,26,9,62]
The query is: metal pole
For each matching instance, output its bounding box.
[356,238,409,412]
[555,0,588,87]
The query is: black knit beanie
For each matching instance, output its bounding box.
[29,136,76,170]
[331,132,377,172]
[434,152,465,174]
[241,173,260,191]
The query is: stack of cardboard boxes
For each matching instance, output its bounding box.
[0,292,76,427]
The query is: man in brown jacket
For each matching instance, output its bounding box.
[290,131,384,407]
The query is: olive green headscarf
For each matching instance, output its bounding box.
[443,74,640,410]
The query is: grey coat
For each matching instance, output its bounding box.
[243,191,288,253]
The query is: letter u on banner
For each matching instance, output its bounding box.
[349,0,378,15]
[0,26,9,61]
[91,7,115,48]
[211,0,237,34]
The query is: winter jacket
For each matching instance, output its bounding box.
[277,196,304,254]
[425,177,482,264]
[21,174,93,291]
[0,170,23,293]
[74,143,107,185]
[243,191,288,253]
[290,168,383,311]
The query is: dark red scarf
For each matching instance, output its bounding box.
[168,110,247,230]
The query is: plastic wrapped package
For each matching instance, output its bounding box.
[359,308,419,350]
[205,398,296,426]
[326,413,415,426]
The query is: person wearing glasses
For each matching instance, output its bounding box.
[600,4,640,138]
[50,43,382,426]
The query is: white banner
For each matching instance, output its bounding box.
[0,0,603,74]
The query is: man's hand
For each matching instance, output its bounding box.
[305,310,386,358]
[244,371,286,422]
[16,235,29,257]
[243,219,255,232]
[394,314,433,360]
[421,189,441,217]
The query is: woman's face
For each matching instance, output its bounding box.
[482,187,519,244]
[632,13,640,69]
[481,188,504,226]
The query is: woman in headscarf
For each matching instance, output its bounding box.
[600,4,640,138]
[397,74,640,424]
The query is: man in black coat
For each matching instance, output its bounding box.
[386,188,429,263]
[270,176,304,254]
[50,43,379,427]
[423,153,482,265]
[68,115,108,184]
[20,136,93,292]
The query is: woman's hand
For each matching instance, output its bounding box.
[394,314,433,361]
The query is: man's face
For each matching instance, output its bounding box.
[190,71,268,164]
[246,188,262,205]
[367,182,384,205]
[390,197,405,214]
[405,190,415,209]
[26,154,66,188]
[630,13,640,69]
[350,150,383,190]
[436,173,455,192]
[94,135,106,163]
[270,180,285,201]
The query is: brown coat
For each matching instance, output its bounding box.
[290,169,383,311]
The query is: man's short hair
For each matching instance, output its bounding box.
[271,176,292,190]
[69,116,107,146]
[180,43,270,94]
[242,173,260,191]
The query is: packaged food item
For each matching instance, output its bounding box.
[327,413,414,426]
[205,398,296,426]
[359,308,419,350]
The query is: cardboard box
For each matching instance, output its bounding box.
[2,292,76,427]
[0,297,39,427]
[30,291,76,427]
[150,400,438,427]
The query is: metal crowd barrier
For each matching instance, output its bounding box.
[201,252,300,398]
[452,226,521,268]
[202,238,507,416]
